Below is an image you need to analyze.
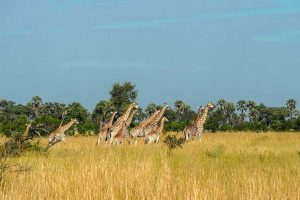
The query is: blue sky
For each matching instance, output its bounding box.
[0,0,299,110]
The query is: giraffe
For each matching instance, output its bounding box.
[110,122,128,145]
[196,102,214,138]
[128,111,160,144]
[96,111,117,145]
[184,106,204,141]
[130,103,168,140]
[141,102,169,136]
[184,102,214,142]
[47,118,79,148]
[109,103,138,142]
[23,123,32,137]
[144,117,168,144]
[111,110,139,145]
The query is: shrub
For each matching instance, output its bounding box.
[163,135,185,156]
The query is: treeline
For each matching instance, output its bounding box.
[205,99,299,132]
[0,82,299,137]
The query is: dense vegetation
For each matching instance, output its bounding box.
[0,82,299,137]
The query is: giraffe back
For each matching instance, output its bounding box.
[135,110,160,129]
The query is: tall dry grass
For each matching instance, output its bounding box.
[0,132,300,200]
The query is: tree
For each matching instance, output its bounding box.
[164,108,176,122]
[0,100,29,136]
[42,102,66,119]
[286,99,297,120]
[91,100,114,124]
[174,100,191,122]
[65,102,93,134]
[205,100,229,131]
[237,100,247,123]
[247,100,258,122]
[133,107,146,124]
[217,99,226,111]
[109,82,137,114]
[27,96,43,119]
[145,103,159,116]
[0,100,17,122]
[224,102,236,126]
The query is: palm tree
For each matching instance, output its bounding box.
[174,100,190,121]
[247,100,258,122]
[286,99,297,120]
[237,100,247,123]
[217,99,226,111]
[224,102,236,125]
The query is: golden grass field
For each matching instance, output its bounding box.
[1,132,300,200]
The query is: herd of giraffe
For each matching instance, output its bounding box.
[47,102,215,147]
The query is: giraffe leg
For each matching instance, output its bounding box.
[109,137,114,145]
[147,137,153,144]
[198,129,203,142]
[97,135,101,146]
[144,137,149,144]
[199,133,203,142]
[156,135,160,144]
[184,129,189,142]
[61,137,66,144]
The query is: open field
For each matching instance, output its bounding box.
[1,132,300,200]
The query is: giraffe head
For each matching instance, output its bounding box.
[207,102,215,109]
[111,111,118,115]
[197,106,204,112]
[134,110,140,115]
[132,102,139,109]
[163,102,169,108]
[197,106,205,116]
[163,117,168,123]
[71,118,79,125]
[25,123,32,128]
[129,109,139,118]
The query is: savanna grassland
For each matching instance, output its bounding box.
[1,133,300,200]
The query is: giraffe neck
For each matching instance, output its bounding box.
[126,111,137,127]
[108,112,117,127]
[157,118,166,133]
[196,107,209,128]
[24,123,32,136]
[153,105,168,123]
[139,110,160,127]
[60,121,76,134]
[196,107,203,118]
[117,104,134,124]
